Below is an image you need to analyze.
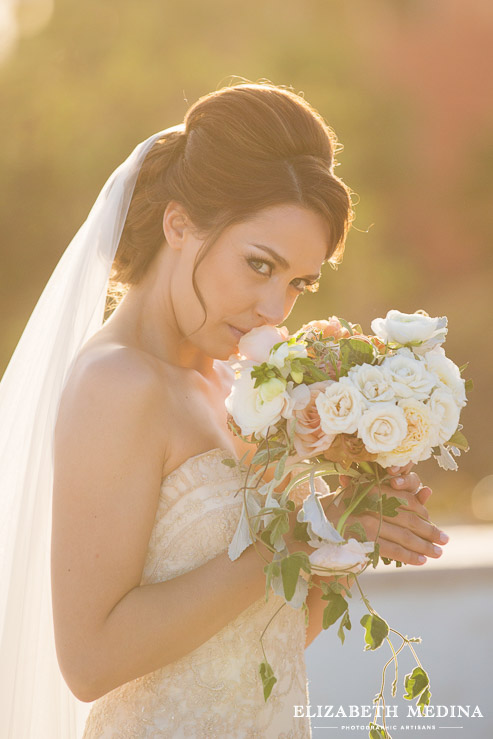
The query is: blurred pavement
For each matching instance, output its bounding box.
[305,525,493,738]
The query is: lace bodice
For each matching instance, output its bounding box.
[82,448,317,738]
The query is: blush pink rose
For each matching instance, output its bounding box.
[238,325,290,363]
[292,380,336,460]
[301,317,351,342]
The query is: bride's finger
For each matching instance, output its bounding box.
[388,462,415,476]
[369,484,430,520]
[381,509,444,545]
[360,516,444,559]
[372,537,428,566]
[388,471,422,494]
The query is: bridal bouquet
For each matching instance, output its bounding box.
[224,309,471,739]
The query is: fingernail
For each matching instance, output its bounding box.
[438,531,449,544]
[417,555,427,563]
[395,477,404,485]
[432,545,442,556]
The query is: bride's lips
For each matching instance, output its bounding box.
[227,324,248,341]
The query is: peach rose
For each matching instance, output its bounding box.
[238,325,289,363]
[323,433,378,470]
[292,380,336,460]
[301,316,351,342]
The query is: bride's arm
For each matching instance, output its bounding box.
[51,352,276,704]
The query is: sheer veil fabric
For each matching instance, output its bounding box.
[0,123,183,738]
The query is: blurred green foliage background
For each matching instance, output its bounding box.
[1,0,491,524]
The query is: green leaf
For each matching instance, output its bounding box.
[403,666,429,700]
[260,509,290,549]
[306,364,333,382]
[274,453,287,480]
[381,494,407,517]
[369,724,391,738]
[360,613,389,650]
[292,519,311,543]
[259,660,277,701]
[345,521,368,541]
[322,592,348,629]
[339,337,376,369]
[281,552,311,601]
[338,317,354,336]
[221,458,237,468]
[337,610,352,645]
[251,445,285,466]
[263,561,280,602]
[446,429,469,451]
[465,378,474,392]
[458,362,469,374]
[368,541,380,569]
[329,580,346,594]
[417,686,432,715]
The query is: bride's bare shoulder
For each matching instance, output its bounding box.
[55,337,174,453]
[62,339,168,405]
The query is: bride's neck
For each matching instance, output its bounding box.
[103,273,215,377]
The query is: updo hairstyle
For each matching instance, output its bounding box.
[107,81,356,321]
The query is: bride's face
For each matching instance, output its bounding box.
[165,202,330,360]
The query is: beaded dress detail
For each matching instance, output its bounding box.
[81,448,323,738]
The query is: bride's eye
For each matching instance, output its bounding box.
[290,278,320,294]
[246,256,273,277]
[246,255,320,294]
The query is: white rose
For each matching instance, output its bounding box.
[315,377,365,435]
[280,381,311,419]
[423,350,467,408]
[347,363,396,405]
[238,325,289,363]
[357,402,408,453]
[309,538,375,576]
[371,309,448,352]
[427,387,461,445]
[376,398,441,468]
[269,340,308,378]
[381,348,437,400]
[225,367,286,438]
[258,377,286,403]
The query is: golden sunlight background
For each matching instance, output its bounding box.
[1,0,491,525]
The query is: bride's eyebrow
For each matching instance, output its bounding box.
[249,243,322,281]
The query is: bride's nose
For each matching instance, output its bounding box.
[254,288,288,327]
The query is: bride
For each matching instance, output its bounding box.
[0,81,448,738]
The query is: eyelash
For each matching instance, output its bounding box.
[246,256,320,294]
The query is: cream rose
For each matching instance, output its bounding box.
[224,366,286,438]
[423,349,467,408]
[376,397,441,467]
[309,538,375,575]
[280,381,311,420]
[315,377,365,435]
[268,340,308,378]
[371,309,448,352]
[237,324,289,363]
[427,387,461,445]
[346,363,396,405]
[381,348,437,401]
[357,402,408,454]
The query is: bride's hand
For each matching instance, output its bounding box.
[334,462,450,566]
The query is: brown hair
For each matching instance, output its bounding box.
[107,80,356,327]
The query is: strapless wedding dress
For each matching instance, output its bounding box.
[81,448,314,738]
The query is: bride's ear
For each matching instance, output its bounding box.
[162,200,193,252]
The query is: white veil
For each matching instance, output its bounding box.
[0,122,184,738]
